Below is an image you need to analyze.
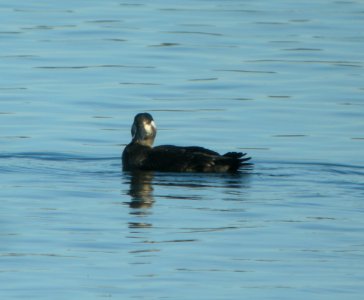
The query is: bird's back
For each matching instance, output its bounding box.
[122,143,251,172]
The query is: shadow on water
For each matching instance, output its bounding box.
[122,170,252,210]
[125,171,155,209]
[122,170,253,254]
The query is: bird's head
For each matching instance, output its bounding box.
[131,113,157,147]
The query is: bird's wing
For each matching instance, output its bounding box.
[140,145,215,172]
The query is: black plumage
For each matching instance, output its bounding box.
[122,113,251,173]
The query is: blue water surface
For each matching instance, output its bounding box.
[1,1,364,299]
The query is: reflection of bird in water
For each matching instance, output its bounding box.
[122,113,252,173]
[127,171,154,209]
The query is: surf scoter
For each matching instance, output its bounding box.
[122,113,252,172]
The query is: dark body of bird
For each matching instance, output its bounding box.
[122,113,251,173]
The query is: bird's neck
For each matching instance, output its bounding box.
[133,137,154,147]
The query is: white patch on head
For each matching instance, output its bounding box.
[151,120,156,130]
[144,120,156,135]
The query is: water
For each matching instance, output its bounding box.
[1,0,364,299]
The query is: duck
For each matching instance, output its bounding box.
[122,113,252,172]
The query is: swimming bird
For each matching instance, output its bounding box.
[122,113,252,172]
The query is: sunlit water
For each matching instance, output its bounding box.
[1,1,364,299]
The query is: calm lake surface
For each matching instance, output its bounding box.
[1,0,364,299]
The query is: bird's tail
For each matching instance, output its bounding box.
[223,152,253,172]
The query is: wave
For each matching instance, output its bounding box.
[0,152,119,162]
